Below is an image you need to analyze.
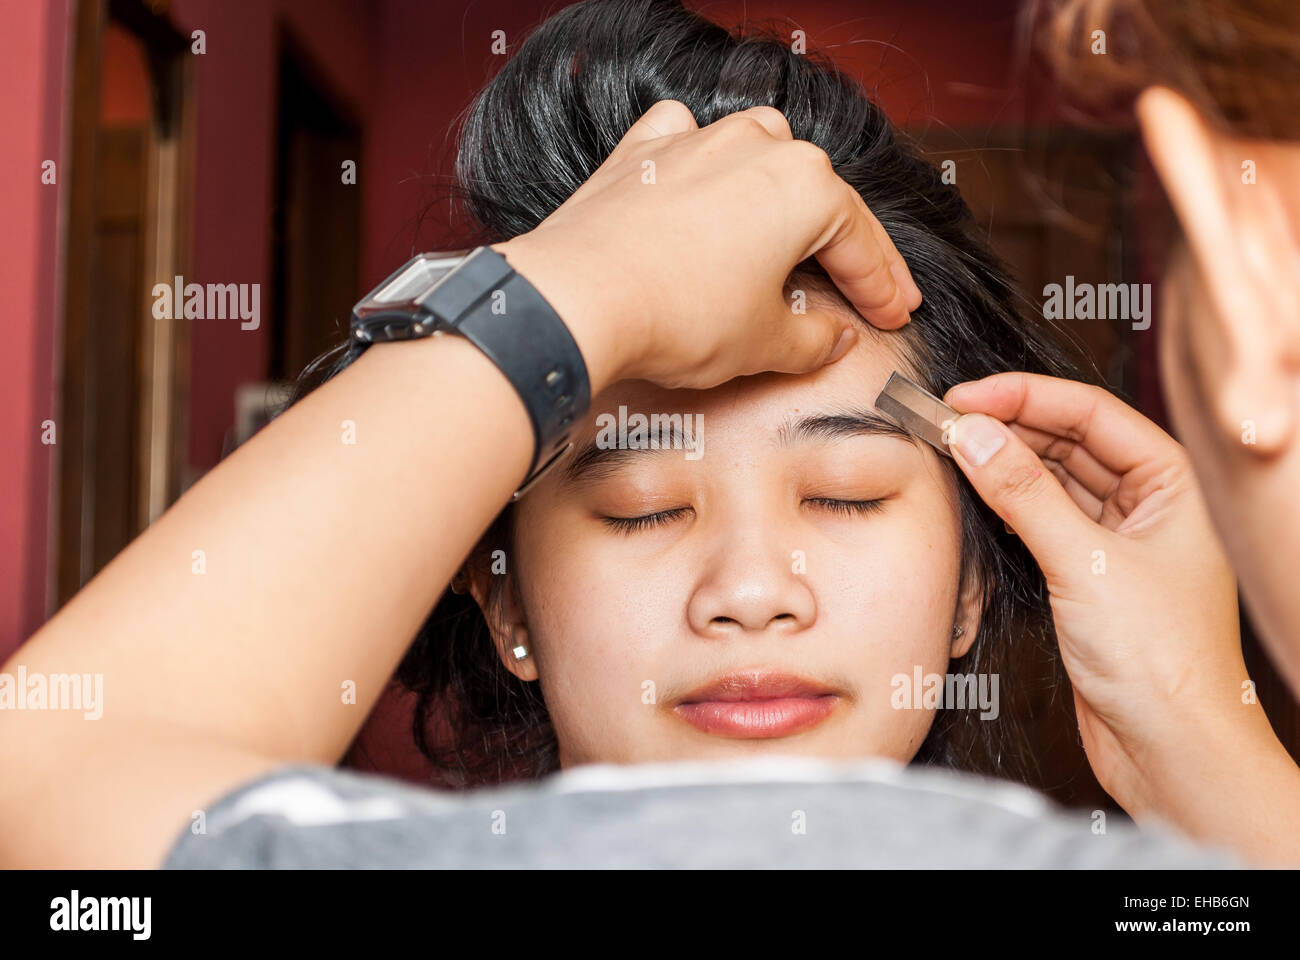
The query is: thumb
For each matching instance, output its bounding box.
[619,99,699,147]
[756,292,859,376]
[947,412,1097,584]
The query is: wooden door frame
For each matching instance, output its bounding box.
[56,0,194,607]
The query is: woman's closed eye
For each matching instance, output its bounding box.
[601,506,693,533]
[600,497,886,534]
[804,497,887,517]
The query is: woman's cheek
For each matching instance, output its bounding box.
[515,526,678,764]
[818,500,963,714]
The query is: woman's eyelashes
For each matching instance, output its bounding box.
[599,498,887,534]
[601,506,692,533]
[803,497,887,518]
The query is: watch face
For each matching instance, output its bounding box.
[365,251,470,306]
[349,249,472,347]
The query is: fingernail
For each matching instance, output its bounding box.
[953,413,1006,467]
[828,326,857,363]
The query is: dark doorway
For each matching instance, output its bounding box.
[268,35,363,384]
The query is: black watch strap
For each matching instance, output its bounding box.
[348,246,590,499]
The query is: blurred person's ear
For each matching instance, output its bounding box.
[1136,86,1300,457]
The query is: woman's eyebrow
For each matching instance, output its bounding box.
[777,408,918,448]
[560,407,915,487]
[561,416,698,486]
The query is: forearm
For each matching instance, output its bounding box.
[0,293,618,865]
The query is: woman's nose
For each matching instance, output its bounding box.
[685,531,817,637]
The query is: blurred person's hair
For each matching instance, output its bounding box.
[1033,0,1300,140]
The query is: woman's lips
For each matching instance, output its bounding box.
[673,671,840,738]
[674,696,838,738]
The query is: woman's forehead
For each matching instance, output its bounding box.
[583,330,916,433]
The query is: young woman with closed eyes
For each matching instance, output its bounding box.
[4,0,1298,868]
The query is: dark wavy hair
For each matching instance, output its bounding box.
[290,0,1099,791]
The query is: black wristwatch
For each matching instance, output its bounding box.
[348,246,590,500]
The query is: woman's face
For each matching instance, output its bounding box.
[475,323,979,768]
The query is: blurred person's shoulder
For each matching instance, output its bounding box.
[163,756,1240,868]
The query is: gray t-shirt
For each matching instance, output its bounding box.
[162,755,1240,868]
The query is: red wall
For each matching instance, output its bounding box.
[0,0,68,650]
[707,0,1027,128]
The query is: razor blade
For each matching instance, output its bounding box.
[874,371,959,458]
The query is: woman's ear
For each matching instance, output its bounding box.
[462,562,539,682]
[951,562,984,659]
[1136,85,1300,455]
